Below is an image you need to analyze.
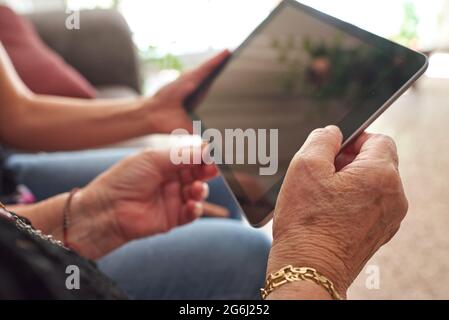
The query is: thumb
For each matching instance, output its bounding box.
[294,125,343,173]
[143,145,217,179]
[186,49,231,84]
[177,81,197,99]
[144,146,202,174]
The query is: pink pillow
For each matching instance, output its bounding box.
[0,6,96,98]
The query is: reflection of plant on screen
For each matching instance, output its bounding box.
[271,34,396,101]
[271,35,304,93]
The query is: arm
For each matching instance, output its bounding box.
[0,43,229,151]
[9,191,127,258]
[9,193,72,241]
[9,147,217,259]
[0,42,152,150]
[5,94,154,151]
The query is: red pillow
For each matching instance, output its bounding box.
[0,6,96,98]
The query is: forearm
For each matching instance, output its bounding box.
[9,193,68,239]
[1,94,155,151]
[9,190,119,259]
[0,42,158,151]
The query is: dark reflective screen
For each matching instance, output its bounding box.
[191,0,427,225]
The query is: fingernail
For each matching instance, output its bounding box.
[193,202,203,217]
[202,183,210,199]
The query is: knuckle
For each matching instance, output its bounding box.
[380,165,401,190]
[361,161,402,195]
[385,224,401,243]
[378,134,396,148]
[376,134,399,160]
[379,164,408,219]
[373,133,394,145]
[384,163,400,180]
[399,194,409,218]
[372,159,398,179]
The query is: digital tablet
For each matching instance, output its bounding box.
[186,0,428,226]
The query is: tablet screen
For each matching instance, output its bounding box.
[190,0,427,225]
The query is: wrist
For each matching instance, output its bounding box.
[138,96,160,135]
[120,96,157,136]
[268,229,350,298]
[67,187,124,259]
[266,278,334,300]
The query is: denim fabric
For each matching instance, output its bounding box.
[6,149,270,299]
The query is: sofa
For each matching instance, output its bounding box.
[25,9,141,100]
[24,9,172,148]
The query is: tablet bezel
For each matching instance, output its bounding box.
[185,0,429,227]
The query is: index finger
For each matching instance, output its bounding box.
[295,125,343,169]
[340,132,372,155]
[347,134,399,169]
[203,202,230,218]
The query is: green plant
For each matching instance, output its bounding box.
[111,0,122,10]
[271,35,304,93]
[139,46,184,72]
[393,1,419,47]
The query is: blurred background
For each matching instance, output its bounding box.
[1,0,449,299]
[3,0,449,92]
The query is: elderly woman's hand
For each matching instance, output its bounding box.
[267,126,408,299]
[67,147,218,258]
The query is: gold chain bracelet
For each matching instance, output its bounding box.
[261,265,342,300]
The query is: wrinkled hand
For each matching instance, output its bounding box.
[144,50,230,134]
[70,147,218,258]
[267,126,408,297]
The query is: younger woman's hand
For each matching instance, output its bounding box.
[143,50,230,134]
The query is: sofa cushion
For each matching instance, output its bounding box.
[0,5,96,98]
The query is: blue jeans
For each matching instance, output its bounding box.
[6,149,271,299]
